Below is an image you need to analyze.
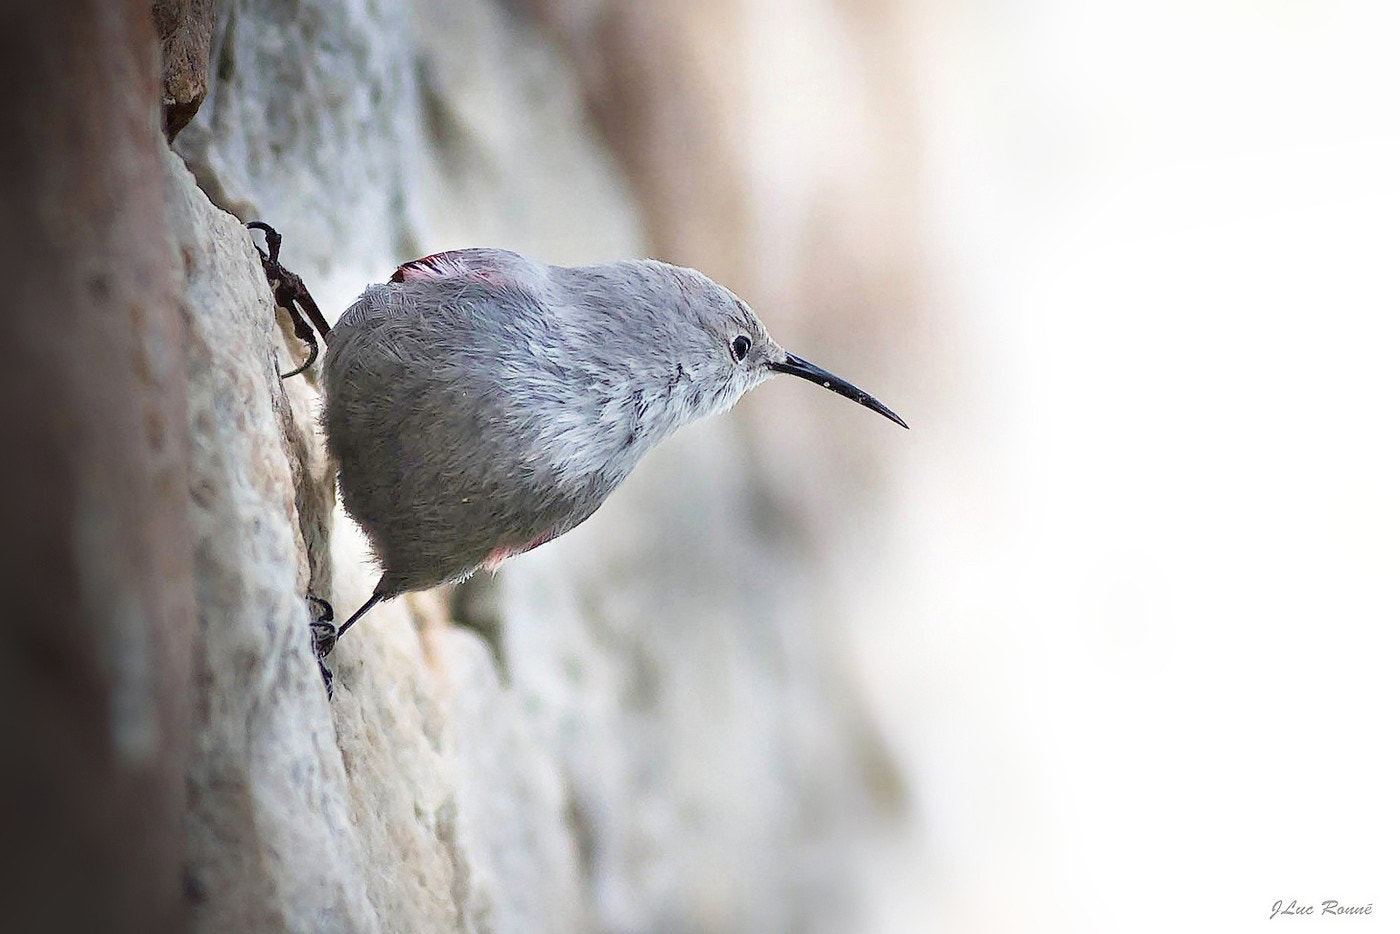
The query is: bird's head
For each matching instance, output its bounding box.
[658,263,908,430]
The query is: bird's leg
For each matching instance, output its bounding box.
[246,221,333,380]
[337,591,385,641]
[306,595,336,696]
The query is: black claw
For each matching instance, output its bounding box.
[279,331,320,380]
[247,220,283,263]
[306,595,337,698]
[308,594,334,623]
[246,221,333,381]
[310,619,338,659]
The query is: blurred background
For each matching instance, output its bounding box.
[512,1,1400,930]
[4,0,1396,931]
[852,2,1400,931]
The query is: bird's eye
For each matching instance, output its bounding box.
[731,335,752,361]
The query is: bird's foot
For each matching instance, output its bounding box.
[306,595,336,697]
[246,221,333,380]
[304,590,384,698]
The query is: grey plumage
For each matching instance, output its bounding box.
[321,248,904,637]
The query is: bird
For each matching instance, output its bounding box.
[251,228,905,687]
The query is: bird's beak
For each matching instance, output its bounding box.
[769,353,909,429]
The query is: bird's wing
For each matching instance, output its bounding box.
[384,248,549,327]
[389,250,490,283]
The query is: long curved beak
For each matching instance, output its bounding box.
[770,353,908,429]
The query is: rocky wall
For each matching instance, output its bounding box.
[159,1,895,931]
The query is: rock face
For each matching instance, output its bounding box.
[165,1,897,931]
[153,0,216,137]
[1,4,194,929]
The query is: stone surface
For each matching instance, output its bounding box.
[166,139,594,932]
[165,146,376,932]
[0,3,194,929]
[166,1,899,931]
[496,425,894,934]
[153,0,216,137]
[175,0,423,296]
[404,0,643,264]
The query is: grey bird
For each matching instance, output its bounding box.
[308,246,906,669]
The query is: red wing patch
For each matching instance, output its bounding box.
[391,250,492,283]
